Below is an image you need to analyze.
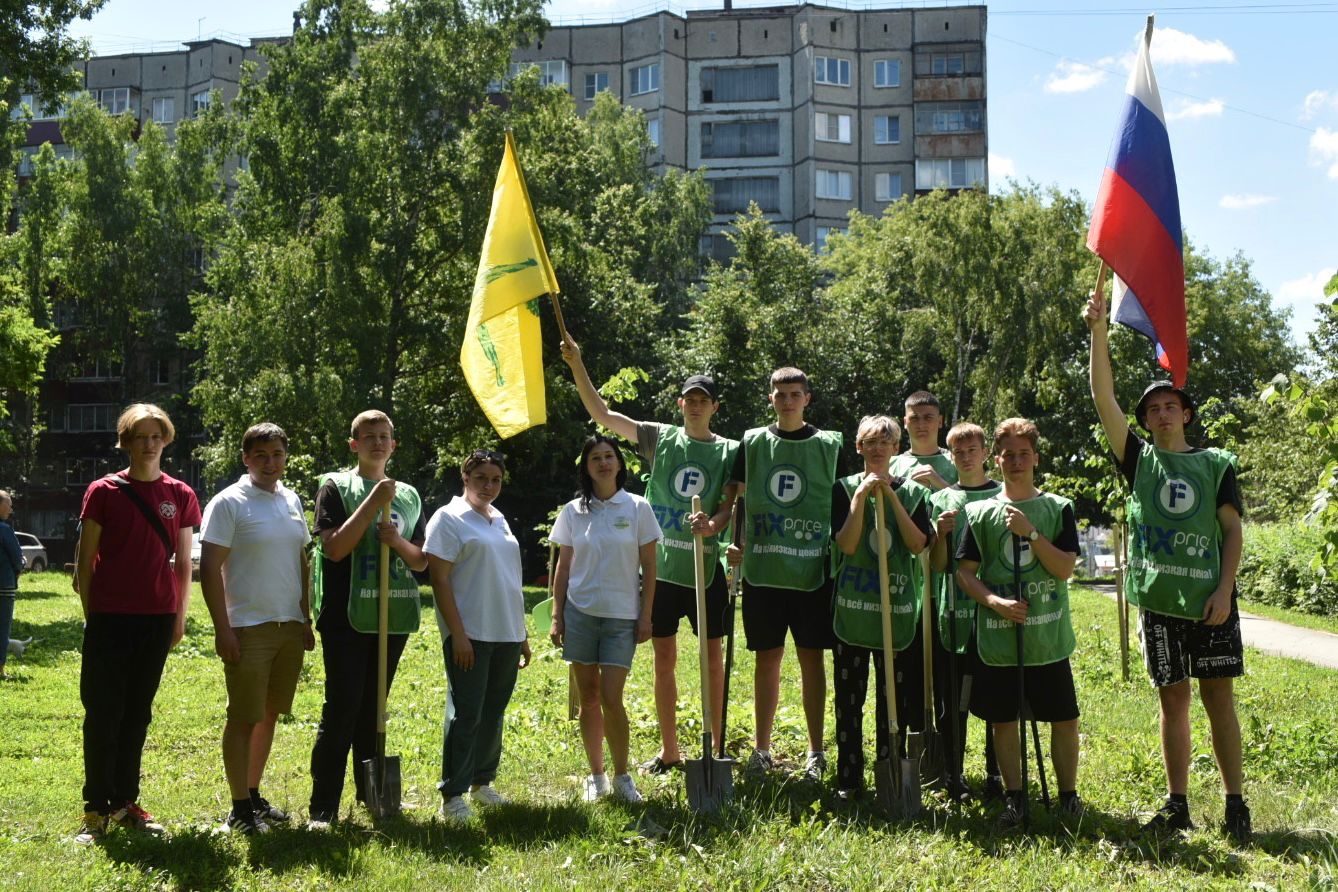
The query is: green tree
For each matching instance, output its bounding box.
[1,0,105,106]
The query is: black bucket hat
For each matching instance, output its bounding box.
[1134,381,1195,430]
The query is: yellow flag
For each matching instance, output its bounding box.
[461,132,560,438]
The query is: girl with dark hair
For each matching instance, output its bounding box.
[549,435,661,803]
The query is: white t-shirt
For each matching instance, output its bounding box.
[424,495,526,643]
[550,489,661,620]
[201,475,311,627]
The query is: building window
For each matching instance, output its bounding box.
[11,93,35,119]
[916,48,983,78]
[814,112,851,144]
[874,115,900,145]
[915,157,986,190]
[191,91,211,117]
[99,87,131,115]
[701,65,779,103]
[815,226,844,251]
[701,233,736,263]
[916,101,983,134]
[933,53,965,76]
[510,60,567,87]
[647,117,660,148]
[814,56,851,86]
[151,97,174,123]
[64,404,118,433]
[584,71,609,100]
[875,172,903,202]
[150,359,171,386]
[70,359,123,381]
[701,119,780,158]
[874,59,901,88]
[66,457,114,488]
[816,168,853,201]
[630,63,660,96]
[712,176,780,214]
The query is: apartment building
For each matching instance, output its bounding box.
[509,3,987,258]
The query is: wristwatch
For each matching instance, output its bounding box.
[1027,529,1039,542]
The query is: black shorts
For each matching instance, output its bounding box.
[969,657,1080,724]
[651,572,729,639]
[741,581,837,651]
[1140,602,1244,688]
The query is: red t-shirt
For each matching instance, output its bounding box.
[80,471,202,614]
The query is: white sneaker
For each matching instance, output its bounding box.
[583,773,611,802]
[470,785,506,807]
[611,773,643,803]
[440,795,474,825]
[803,750,827,782]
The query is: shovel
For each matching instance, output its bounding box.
[872,490,921,818]
[1012,533,1030,830]
[685,495,733,812]
[916,552,944,786]
[718,497,743,760]
[362,504,402,817]
[945,558,966,801]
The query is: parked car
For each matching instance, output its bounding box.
[16,532,47,572]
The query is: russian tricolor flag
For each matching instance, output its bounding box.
[1087,16,1188,387]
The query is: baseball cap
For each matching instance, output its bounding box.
[1134,381,1195,429]
[681,375,719,400]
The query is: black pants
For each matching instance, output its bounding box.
[930,613,999,779]
[80,612,175,814]
[833,635,926,790]
[309,621,408,816]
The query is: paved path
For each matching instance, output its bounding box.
[1087,583,1338,671]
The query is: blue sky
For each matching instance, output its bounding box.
[70,0,1338,346]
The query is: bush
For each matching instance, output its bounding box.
[1237,522,1338,616]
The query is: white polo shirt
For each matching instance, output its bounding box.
[424,495,525,643]
[201,475,311,627]
[550,489,661,620]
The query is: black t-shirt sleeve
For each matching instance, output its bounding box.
[1055,504,1080,555]
[731,448,745,485]
[831,481,850,531]
[1119,429,1143,489]
[1218,463,1243,515]
[956,521,981,563]
[410,509,427,545]
[910,500,933,539]
[315,480,347,535]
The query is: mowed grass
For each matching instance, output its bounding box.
[1,571,1336,891]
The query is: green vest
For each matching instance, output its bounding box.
[928,482,1001,653]
[312,471,423,634]
[964,492,1075,667]
[889,449,959,487]
[832,474,929,651]
[1126,443,1236,619]
[645,426,739,587]
[741,426,842,591]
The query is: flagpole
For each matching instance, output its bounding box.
[1093,261,1108,301]
[548,292,569,343]
[1092,258,1130,679]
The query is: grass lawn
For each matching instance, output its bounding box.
[1,573,1335,891]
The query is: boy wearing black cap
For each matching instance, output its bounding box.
[561,336,738,773]
[1086,288,1250,844]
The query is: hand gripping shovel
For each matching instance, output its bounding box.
[1012,533,1030,830]
[362,504,402,817]
[916,552,944,786]
[718,497,743,760]
[686,495,733,812]
[872,490,921,818]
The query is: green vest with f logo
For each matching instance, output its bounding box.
[312,471,423,634]
[645,425,739,587]
[741,427,842,591]
[929,482,1001,653]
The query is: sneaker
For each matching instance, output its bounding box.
[944,773,974,803]
[1059,792,1086,819]
[470,785,506,807]
[982,774,1006,803]
[109,803,164,835]
[997,795,1025,831]
[306,811,335,831]
[610,773,643,803]
[638,755,683,776]
[1224,799,1252,845]
[219,810,270,835]
[439,795,473,825]
[745,750,774,775]
[251,796,289,824]
[583,773,611,802]
[802,751,827,782]
[1142,798,1193,834]
[73,811,108,845]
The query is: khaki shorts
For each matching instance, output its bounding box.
[224,621,306,723]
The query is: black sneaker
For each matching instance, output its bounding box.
[943,773,974,803]
[1142,798,1193,834]
[981,775,1006,803]
[997,794,1025,831]
[1059,792,1086,819]
[252,796,289,824]
[1224,799,1252,845]
[637,755,682,776]
[219,810,270,835]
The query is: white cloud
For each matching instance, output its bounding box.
[989,152,1016,181]
[1276,268,1337,340]
[1311,127,1338,179]
[1218,194,1277,210]
[1149,27,1235,66]
[1302,89,1338,121]
[1044,60,1107,94]
[1166,98,1224,121]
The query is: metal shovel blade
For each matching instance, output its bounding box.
[917,726,945,787]
[685,738,733,813]
[873,757,899,816]
[361,754,402,818]
[901,733,924,816]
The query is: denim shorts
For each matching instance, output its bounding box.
[563,603,637,669]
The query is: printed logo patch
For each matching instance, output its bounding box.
[158,501,177,519]
[1156,477,1199,519]
[996,531,1035,572]
[767,465,806,508]
[865,526,891,557]
[670,463,710,501]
